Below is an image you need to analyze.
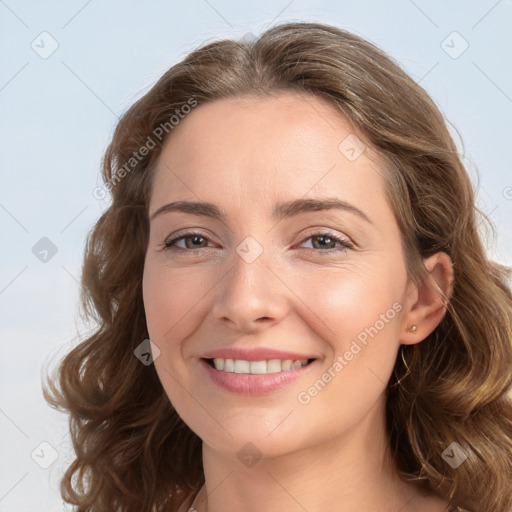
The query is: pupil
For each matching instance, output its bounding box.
[315,235,332,248]
[188,235,203,248]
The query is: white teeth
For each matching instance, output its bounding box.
[267,359,282,372]
[211,358,310,374]
[213,358,224,370]
[281,360,292,371]
[234,360,250,373]
[250,360,267,374]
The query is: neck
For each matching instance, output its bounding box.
[192,396,444,512]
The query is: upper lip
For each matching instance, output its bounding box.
[200,347,317,362]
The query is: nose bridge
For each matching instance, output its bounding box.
[211,236,288,331]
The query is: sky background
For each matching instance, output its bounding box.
[1,1,511,510]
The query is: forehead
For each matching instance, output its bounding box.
[150,92,390,222]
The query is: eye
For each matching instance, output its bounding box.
[160,230,353,254]
[298,232,353,254]
[162,231,212,252]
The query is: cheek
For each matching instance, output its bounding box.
[290,266,403,395]
[142,263,209,412]
[142,261,212,342]
[294,264,403,343]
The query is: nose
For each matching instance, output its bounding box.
[211,250,289,333]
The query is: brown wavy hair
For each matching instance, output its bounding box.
[43,21,512,512]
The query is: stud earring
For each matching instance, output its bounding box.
[406,324,418,333]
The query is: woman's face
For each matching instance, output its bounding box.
[142,92,413,459]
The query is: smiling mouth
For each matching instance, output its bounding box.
[202,357,317,374]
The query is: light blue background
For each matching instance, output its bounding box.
[1,1,511,510]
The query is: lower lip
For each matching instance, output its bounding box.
[200,358,318,396]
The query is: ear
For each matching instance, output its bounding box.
[401,252,454,345]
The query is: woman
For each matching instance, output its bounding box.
[44,22,512,512]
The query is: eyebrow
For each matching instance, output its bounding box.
[150,197,373,225]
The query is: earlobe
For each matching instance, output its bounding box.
[401,252,454,345]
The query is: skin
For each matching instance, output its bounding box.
[142,91,454,512]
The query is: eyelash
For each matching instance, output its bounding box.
[161,230,353,255]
